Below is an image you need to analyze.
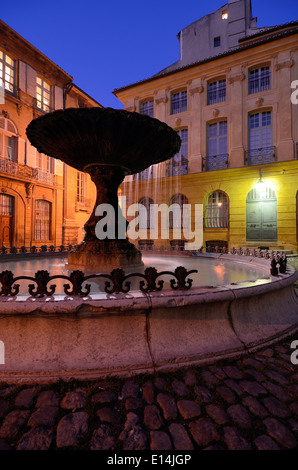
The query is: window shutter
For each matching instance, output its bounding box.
[26,65,37,98]
[19,61,27,93]
[54,158,63,176]
[54,86,64,110]
[26,141,37,167]
[18,138,27,165]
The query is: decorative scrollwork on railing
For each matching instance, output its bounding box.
[0,266,198,298]
[270,254,287,276]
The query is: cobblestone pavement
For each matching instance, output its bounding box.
[0,334,298,451]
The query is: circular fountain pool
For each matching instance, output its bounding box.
[0,252,271,294]
[0,251,297,383]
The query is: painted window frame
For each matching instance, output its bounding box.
[0,50,15,94]
[34,199,52,241]
[205,190,229,228]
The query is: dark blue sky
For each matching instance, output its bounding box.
[1,0,298,108]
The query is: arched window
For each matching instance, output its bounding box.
[169,194,189,229]
[0,117,18,162]
[205,191,229,228]
[35,200,51,241]
[139,197,154,230]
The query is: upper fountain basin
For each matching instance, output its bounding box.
[26,107,181,174]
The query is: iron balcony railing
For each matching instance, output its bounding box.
[0,157,55,185]
[0,157,37,179]
[202,154,229,172]
[244,146,276,166]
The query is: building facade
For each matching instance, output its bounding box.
[0,20,99,249]
[114,1,298,253]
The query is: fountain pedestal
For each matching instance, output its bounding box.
[26,107,181,271]
[68,163,143,270]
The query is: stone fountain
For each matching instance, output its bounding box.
[26,107,181,270]
[0,107,296,383]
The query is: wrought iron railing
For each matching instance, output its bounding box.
[0,157,37,179]
[0,244,75,255]
[0,266,197,298]
[0,158,54,185]
[35,169,54,185]
[0,244,289,299]
[202,154,228,172]
[244,146,276,166]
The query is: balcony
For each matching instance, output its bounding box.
[0,157,37,179]
[35,169,54,185]
[202,154,229,172]
[245,146,276,166]
[0,158,54,185]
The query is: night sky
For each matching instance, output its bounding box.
[1,0,298,108]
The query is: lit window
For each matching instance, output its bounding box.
[140,100,154,117]
[171,91,187,114]
[249,67,271,94]
[0,50,15,94]
[206,191,229,228]
[35,200,51,241]
[214,37,221,48]
[222,10,228,20]
[36,77,51,112]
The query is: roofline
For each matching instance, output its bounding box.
[113,23,298,95]
[71,83,103,107]
[0,19,73,81]
[238,20,298,42]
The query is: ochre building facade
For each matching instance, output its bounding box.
[0,20,98,249]
[114,2,298,253]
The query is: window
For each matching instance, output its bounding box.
[171,91,187,114]
[36,77,51,112]
[222,10,228,19]
[139,197,154,230]
[0,117,17,161]
[0,51,15,94]
[166,129,188,176]
[37,152,52,173]
[0,194,13,216]
[247,111,274,165]
[207,121,228,159]
[206,191,229,228]
[249,66,271,94]
[140,100,154,117]
[169,194,189,229]
[35,200,51,241]
[135,166,154,181]
[207,79,226,105]
[214,37,221,47]
[77,172,86,203]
